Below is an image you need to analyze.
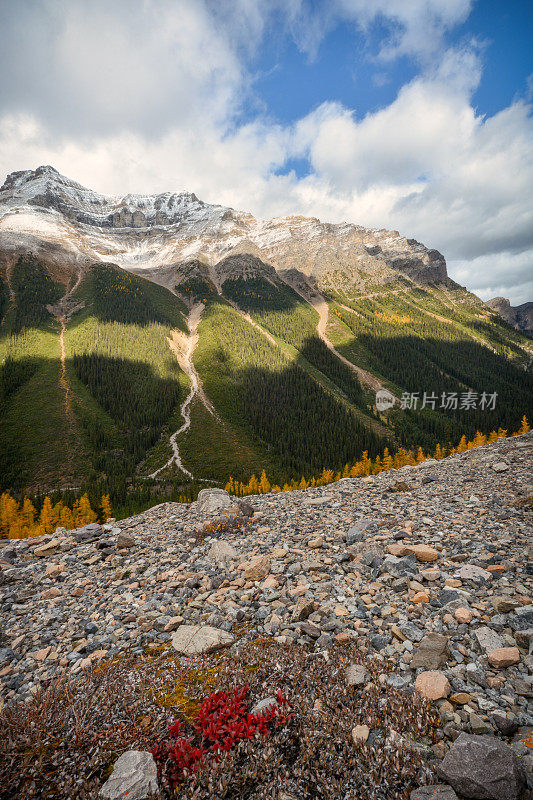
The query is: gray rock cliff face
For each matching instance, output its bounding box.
[486,297,533,335]
[0,166,450,291]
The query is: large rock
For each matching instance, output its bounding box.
[33,539,61,557]
[487,647,520,668]
[474,626,504,653]
[438,733,526,800]
[415,671,450,700]
[406,544,439,563]
[346,518,376,544]
[491,596,521,613]
[381,553,418,577]
[116,532,135,548]
[510,604,533,631]
[195,488,233,515]
[345,663,370,687]
[171,625,234,655]
[73,523,104,543]
[349,542,384,561]
[243,555,271,582]
[456,564,492,581]
[492,461,509,473]
[291,598,314,622]
[410,633,448,670]
[100,750,158,799]
[352,724,370,743]
[208,540,239,566]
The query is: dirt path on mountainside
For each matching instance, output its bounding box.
[222,295,278,346]
[279,274,393,395]
[5,260,15,300]
[45,268,87,484]
[219,288,393,441]
[52,269,84,423]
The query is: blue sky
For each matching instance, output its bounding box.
[251,1,532,140]
[0,0,531,302]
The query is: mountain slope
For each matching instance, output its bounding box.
[0,259,191,501]
[1,166,532,510]
[0,165,446,289]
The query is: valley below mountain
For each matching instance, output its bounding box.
[0,166,532,516]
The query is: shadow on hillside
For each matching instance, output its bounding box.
[0,351,186,492]
[353,332,533,427]
[2,323,531,494]
[222,274,302,314]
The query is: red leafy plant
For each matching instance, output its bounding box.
[152,685,294,788]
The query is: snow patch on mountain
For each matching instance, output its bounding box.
[0,166,449,287]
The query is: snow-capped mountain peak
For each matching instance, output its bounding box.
[0,165,229,230]
[0,166,448,289]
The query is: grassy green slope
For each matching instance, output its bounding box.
[326,283,533,450]
[66,266,190,481]
[0,324,91,491]
[222,276,367,409]
[0,257,89,491]
[191,297,389,481]
[1,261,191,498]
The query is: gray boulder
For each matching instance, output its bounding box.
[510,605,533,631]
[117,532,136,548]
[100,750,158,799]
[410,633,448,670]
[345,663,370,687]
[208,540,239,566]
[381,553,418,577]
[346,518,376,545]
[252,696,278,715]
[474,626,505,653]
[195,488,234,515]
[73,523,104,543]
[438,733,526,800]
[171,625,234,655]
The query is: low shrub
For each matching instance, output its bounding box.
[152,685,294,788]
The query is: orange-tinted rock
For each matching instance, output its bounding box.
[407,544,439,562]
[454,607,473,624]
[415,671,450,700]
[243,555,271,582]
[387,544,409,556]
[488,647,520,668]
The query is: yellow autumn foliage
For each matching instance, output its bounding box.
[0,492,112,540]
[224,417,529,499]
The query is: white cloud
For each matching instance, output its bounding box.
[287,0,474,62]
[0,0,246,136]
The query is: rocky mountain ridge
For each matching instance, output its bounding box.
[487,297,533,336]
[0,165,448,291]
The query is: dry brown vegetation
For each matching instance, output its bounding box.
[0,640,441,800]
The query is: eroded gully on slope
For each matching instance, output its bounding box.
[278,273,392,395]
[52,268,84,424]
[149,303,218,481]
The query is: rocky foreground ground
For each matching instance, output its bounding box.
[0,434,532,799]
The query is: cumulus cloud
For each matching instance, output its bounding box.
[0,0,531,303]
[287,0,474,62]
[0,0,246,137]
